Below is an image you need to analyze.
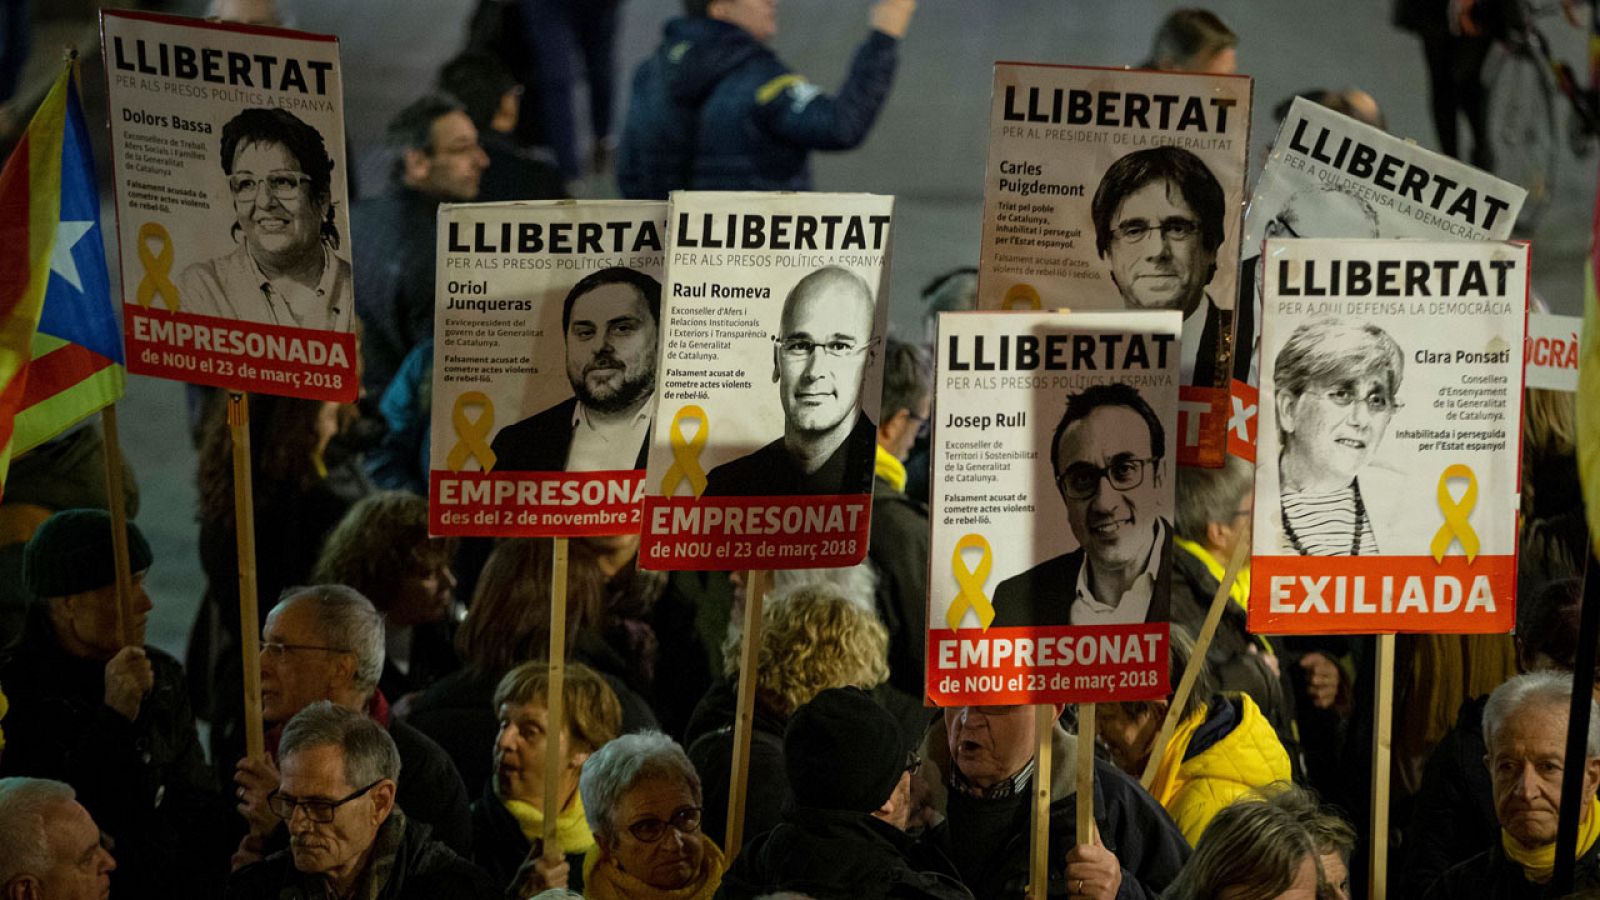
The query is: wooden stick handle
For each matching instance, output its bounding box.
[725,569,766,860]
[542,538,570,864]
[1141,520,1253,789]
[1076,703,1096,841]
[100,406,134,648]
[1028,704,1055,900]
[229,392,265,762]
[1369,633,1396,900]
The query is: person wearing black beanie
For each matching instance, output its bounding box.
[0,509,235,898]
[716,687,973,900]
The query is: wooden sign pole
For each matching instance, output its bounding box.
[1368,633,1396,900]
[229,392,265,762]
[1076,703,1097,839]
[1141,521,1253,788]
[99,406,134,647]
[725,569,767,860]
[542,537,570,864]
[1028,704,1056,900]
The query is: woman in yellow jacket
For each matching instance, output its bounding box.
[1097,625,1293,845]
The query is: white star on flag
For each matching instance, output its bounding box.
[49,219,95,293]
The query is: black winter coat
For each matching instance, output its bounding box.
[1423,837,1600,900]
[716,807,973,900]
[685,675,789,849]
[470,781,587,893]
[1400,695,1499,897]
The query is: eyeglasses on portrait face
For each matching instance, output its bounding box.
[1056,456,1158,500]
[267,779,382,824]
[1302,385,1399,416]
[229,171,312,200]
[626,805,703,843]
[773,335,880,360]
[259,641,347,660]
[1109,217,1199,245]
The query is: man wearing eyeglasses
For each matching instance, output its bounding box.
[226,702,497,900]
[991,383,1173,627]
[490,266,661,473]
[180,107,354,332]
[1091,146,1229,387]
[704,265,880,497]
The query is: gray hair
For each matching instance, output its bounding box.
[1174,455,1254,544]
[279,701,402,789]
[579,731,700,842]
[1272,319,1404,447]
[278,585,386,693]
[0,778,76,884]
[1483,670,1600,757]
[531,892,586,900]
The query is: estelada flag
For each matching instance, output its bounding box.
[1581,159,1600,554]
[0,62,125,495]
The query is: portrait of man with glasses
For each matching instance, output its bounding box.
[179,107,353,331]
[1091,145,1229,387]
[490,266,662,473]
[991,382,1173,627]
[703,264,881,497]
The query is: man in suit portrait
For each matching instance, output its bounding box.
[702,265,879,497]
[1092,145,1229,387]
[489,266,661,472]
[991,382,1173,627]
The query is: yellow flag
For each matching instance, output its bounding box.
[1579,176,1600,556]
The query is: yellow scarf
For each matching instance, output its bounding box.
[503,790,596,857]
[874,444,906,494]
[1174,537,1265,652]
[581,838,726,900]
[1501,796,1600,883]
[1147,703,1207,810]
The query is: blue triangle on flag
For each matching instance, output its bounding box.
[39,77,121,365]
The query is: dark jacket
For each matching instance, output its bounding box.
[476,130,569,204]
[368,338,433,494]
[1422,836,1600,900]
[226,812,500,900]
[920,718,1188,900]
[405,663,657,801]
[617,16,899,198]
[685,675,789,850]
[716,807,973,900]
[470,780,587,894]
[703,413,878,498]
[354,187,443,397]
[990,528,1174,628]
[1400,695,1497,897]
[870,474,930,700]
[0,604,234,899]
[489,396,650,473]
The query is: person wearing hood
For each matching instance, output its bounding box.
[715,686,971,900]
[616,0,915,199]
[1095,626,1292,845]
[920,703,1187,899]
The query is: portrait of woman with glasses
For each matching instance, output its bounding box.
[179,106,353,331]
[1265,317,1406,556]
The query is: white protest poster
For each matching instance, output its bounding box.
[927,309,1180,707]
[977,63,1251,469]
[1228,98,1526,459]
[1526,312,1580,392]
[639,191,893,571]
[101,10,355,401]
[427,200,666,537]
[1249,238,1526,635]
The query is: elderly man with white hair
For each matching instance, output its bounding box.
[0,778,116,900]
[1425,670,1600,898]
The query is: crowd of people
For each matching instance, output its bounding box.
[0,0,1591,899]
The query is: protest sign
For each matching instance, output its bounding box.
[977,63,1251,468]
[1229,98,1526,459]
[926,309,1181,706]
[101,10,355,402]
[427,200,666,537]
[1526,312,1580,392]
[638,191,893,571]
[1248,238,1527,634]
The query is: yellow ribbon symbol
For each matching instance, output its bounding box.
[135,222,180,311]
[1430,464,1480,563]
[947,533,996,631]
[659,405,709,498]
[1001,283,1041,310]
[446,392,497,473]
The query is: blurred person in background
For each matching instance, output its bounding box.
[437,51,568,202]
[1142,8,1238,73]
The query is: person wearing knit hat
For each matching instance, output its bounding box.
[0,508,236,898]
[716,687,974,900]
